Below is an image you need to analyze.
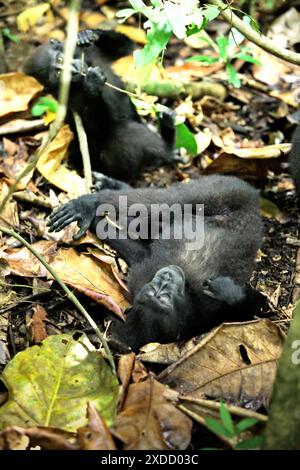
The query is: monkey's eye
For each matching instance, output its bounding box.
[159,295,170,305]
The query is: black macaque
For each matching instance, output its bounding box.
[47,174,266,351]
[24,29,176,182]
[289,123,300,200]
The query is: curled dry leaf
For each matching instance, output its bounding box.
[0,240,57,278]
[30,305,48,343]
[113,378,192,450]
[50,248,129,317]
[36,125,86,197]
[158,320,284,410]
[0,73,43,118]
[77,402,116,450]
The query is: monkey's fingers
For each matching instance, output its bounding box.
[73,222,91,240]
[77,29,99,47]
[48,204,74,223]
[48,214,79,232]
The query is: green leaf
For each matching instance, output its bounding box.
[233,52,261,65]
[115,8,135,22]
[204,5,220,22]
[185,55,219,64]
[134,20,171,67]
[0,334,119,432]
[235,436,263,450]
[175,122,197,156]
[242,14,261,35]
[235,418,259,434]
[216,36,228,62]
[31,97,58,116]
[205,418,233,438]
[226,63,241,88]
[219,402,235,437]
[2,28,19,43]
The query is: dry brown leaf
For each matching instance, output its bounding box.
[0,182,19,228]
[0,426,78,450]
[37,125,86,197]
[0,240,57,278]
[30,305,48,343]
[80,11,106,28]
[203,153,278,179]
[0,73,43,118]
[220,143,291,159]
[159,320,284,409]
[50,248,129,317]
[116,25,147,45]
[113,378,192,450]
[118,352,136,410]
[166,62,223,81]
[1,137,34,188]
[77,403,116,450]
[252,46,297,86]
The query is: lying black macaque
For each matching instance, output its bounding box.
[48,174,266,351]
[289,123,300,200]
[24,29,176,181]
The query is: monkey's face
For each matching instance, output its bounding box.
[135,265,186,311]
[24,42,88,88]
[110,266,187,351]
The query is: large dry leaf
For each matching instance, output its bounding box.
[50,248,129,317]
[113,378,192,450]
[0,73,43,118]
[159,320,284,409]
[0,242,129,316]
[37,125,86,197]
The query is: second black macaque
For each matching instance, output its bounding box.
[48,174,266,351]
[24,29,176,182]
[289,122,300,201]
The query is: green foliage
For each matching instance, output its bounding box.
[1,28,19,43]
[175,122,198,156]
[134,20,172,68]
[187,31,260,88]
[116,0,223,70]
[31,96,58,116]
[204,402,262,449]
[116,1,261,88]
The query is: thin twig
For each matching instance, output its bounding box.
[73,111,93,193]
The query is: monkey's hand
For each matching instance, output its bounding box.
[77,29,101,47]
[83,66,107,97]
[203,277,244,306]
[48,195,97,240]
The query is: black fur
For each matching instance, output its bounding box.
[289,123,300,200]
[47,174,266,351]
[24,29,176,181]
